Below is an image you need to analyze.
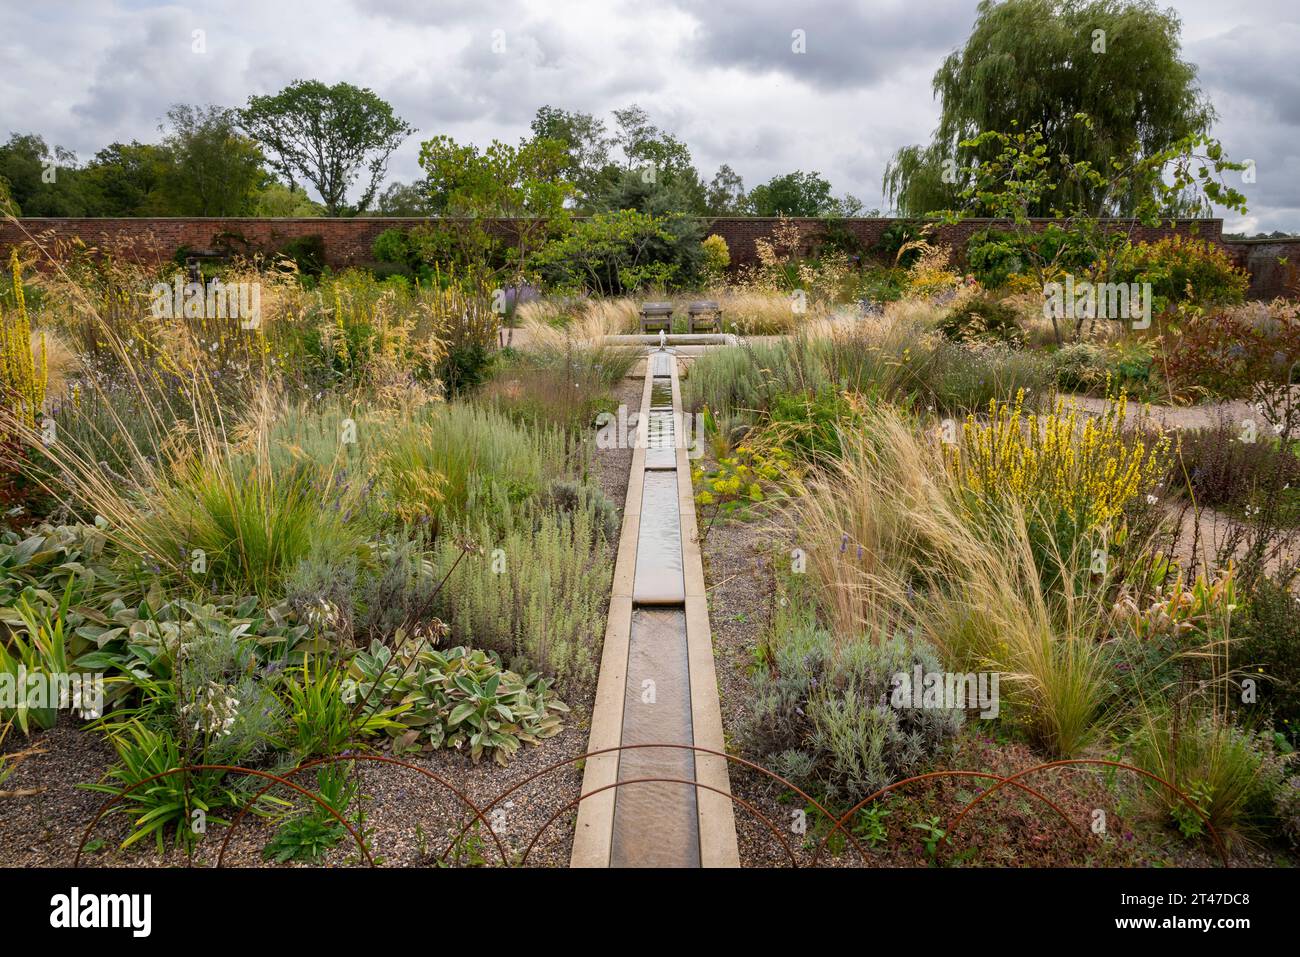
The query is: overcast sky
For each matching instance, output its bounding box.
[1,0,1296,231]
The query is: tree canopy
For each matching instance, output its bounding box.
[884,0,1215,216]
[750,170,861,217]
[240,80,413,215]
[156,105,266,215]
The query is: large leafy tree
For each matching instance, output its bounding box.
[240,80,413,215]
[529,106,612,209]
[418,134,574,277]
[369,178,436,215]
[598,105,706,214]
[750,170,854,216]
[81,141,169,215]
[0,133,88,216]
[884,0,1215,216]
[948,115,1247,343]
[157,105,266,215]
[252,182,326,217]
[704,164,749,215]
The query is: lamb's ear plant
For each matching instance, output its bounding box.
[348,640,568,766]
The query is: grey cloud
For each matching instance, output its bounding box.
[679,0,973,91]
[1193,23,1300,126]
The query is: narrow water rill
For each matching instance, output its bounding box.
[632,472,685,603]
[610,607,698,867]
[572,345,739,868]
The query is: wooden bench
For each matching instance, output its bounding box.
[639,301,674,334]
[687,300,722,333]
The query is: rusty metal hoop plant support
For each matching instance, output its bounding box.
[811,769,1084,867]
[72,751,1234,869]
[435,742,868,866]
[947,758,1231,867]
[215,753,508,868]
[75,764,374,867]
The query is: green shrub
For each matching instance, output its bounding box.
[875,221,924,267]
[276,234,326,277]
[768,387,856,461]
[740,612,963,806]
[541,479,621,542]
[1276,776,1300,850]
[938,295,1023,344]
[532,210,698,295]
[478,342,635,433]
[701,234,730,278]
[267,400,571,534]
[372,228,417,269]
[1159,308,1300,401]
[431,499,611,690]
[927,342,1049,415]
[965,225,1096,288]
[174,628,288,766]
[1050,342,1109,393]
[1172,420,1300,517]
[855,265,908,303]
[1108,340,1155,391]
[385,403,569,529]
[1116,236,1249,311]
[814,217,866,260]
[1236,574,1300,745]
[684,328,1047,425]
[682,338,829,425]
[965,228,1027,288]
[441,343,495,396]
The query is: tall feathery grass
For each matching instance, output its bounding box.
[795,406,1121,756]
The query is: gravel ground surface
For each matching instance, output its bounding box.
[592,375,639,509]
[693,449,796,867]
[0,707,592,868]
[1071,391,1300,439]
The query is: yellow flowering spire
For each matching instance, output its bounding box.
[2,250,44,428]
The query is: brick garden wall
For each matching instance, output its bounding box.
[4,215,1289,299]
[700,216,1224,267]
[1221,238,1300,300]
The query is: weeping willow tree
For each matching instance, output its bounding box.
[884,0,1215,216]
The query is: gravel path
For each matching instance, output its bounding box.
[1070,392,1299,438]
